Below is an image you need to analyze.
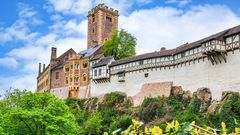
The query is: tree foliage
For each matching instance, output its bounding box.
[0,90,239,134]
[0,90,79,135]
[103,29,136,60]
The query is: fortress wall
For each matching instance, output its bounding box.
[50,87,69,99]
[91,50,240,99]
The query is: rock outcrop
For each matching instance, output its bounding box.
[207,91,239,114]
[171,86,184,96]
[193,87,212,112]
[207,100,220,113]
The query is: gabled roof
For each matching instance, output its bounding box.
[51,62,64,70]
[91,53,104,61]
[110,24,240,66]
[55,48,76,61]
[110,50,174,66]
[92,56,114,68]
[79,45,102,58]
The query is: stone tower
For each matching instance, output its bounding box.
[87,4,119,49]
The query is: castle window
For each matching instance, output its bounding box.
[65,67,69,72]
[92,16,95,23]
[75,64,80,69]
[83,74,87,81]
[83,63,88,68]
[92,28,95,33]
[99,69,102,75]
[181,52,185,57]
[106,16,112,22]
[65,77,68,84]
[139,60,144,65]
[144,73,149,78]
[55,72,59,80]
[70,65,73,69]
[94,69,97,76]
[226,37,232,44]
[70,78,72,82]
[74,77,79,83]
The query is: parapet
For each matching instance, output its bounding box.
[88,3,119,16]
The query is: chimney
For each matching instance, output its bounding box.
[43,64,46,70]
[160,47,166,52]
[51,47,57,60]
[38,63,42,75]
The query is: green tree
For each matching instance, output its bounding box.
[0,90,79,135]
[103,29,136,60]
[84,111,103,134]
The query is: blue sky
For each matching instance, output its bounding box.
[0,0,240,94]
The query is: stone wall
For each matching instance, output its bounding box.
[51,68,64,89]
[132,82,172,106]
[91,50,240,100]
[50,87,69,99]
[78,85,91,99]
[87,5,118,49]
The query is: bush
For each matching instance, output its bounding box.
[209,93,240,132]
[139,97,167,122]
[188,98,201,114]
[102,92,127,108]
[84,111,103,134]
[109,114,132,132]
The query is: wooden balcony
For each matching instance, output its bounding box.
[201,40,227,65]
[202,40,226,53]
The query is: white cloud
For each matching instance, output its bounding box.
[0,74,37,93]
[50,14,64,21]
[0,4,41,44]
[0,57,18,68]
[46,0,135,15]
[18,3,37,18]
[8,46,49,61]
[136,0,153,4]
[36,33,58,46]
[47,0,94,15]
[50,37,87,55]
[120,5,240,54]
[165,0,191,7]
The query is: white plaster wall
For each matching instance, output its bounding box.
[91,50,240,99]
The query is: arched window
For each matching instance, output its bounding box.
[83,74,87,81]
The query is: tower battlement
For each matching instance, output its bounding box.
[88,4,119,16]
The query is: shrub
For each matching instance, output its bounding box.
[209,93,240,132]
[139,97,167,122]
[188,98,201,114]
[84,111,103,134]
[109,114,132,132]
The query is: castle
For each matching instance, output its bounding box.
[37,4,240,104]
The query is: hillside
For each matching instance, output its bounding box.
[0,89,239,134]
